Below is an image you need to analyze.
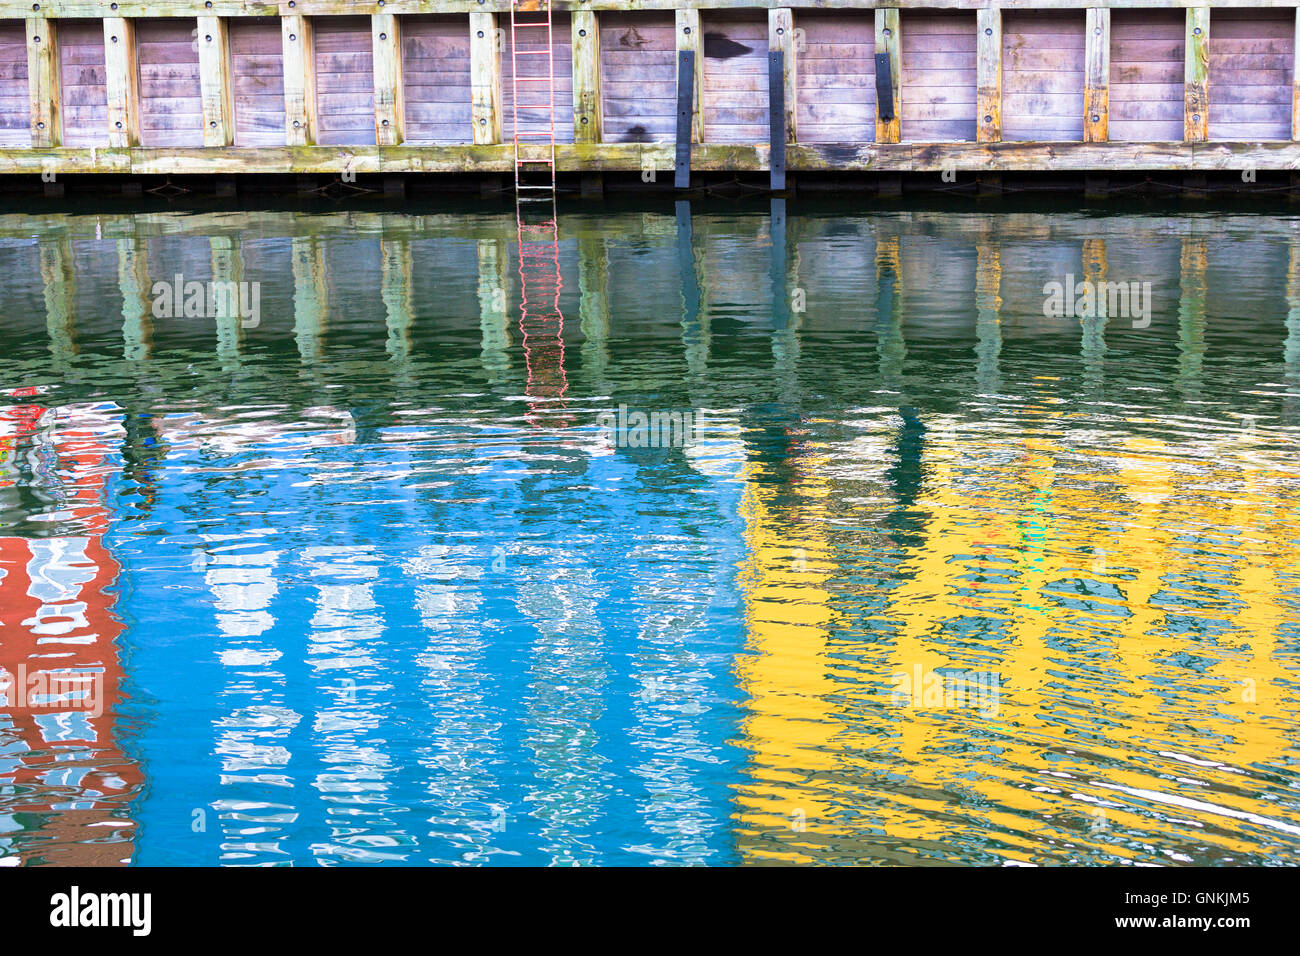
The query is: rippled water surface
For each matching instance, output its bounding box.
[2,201,1300,866]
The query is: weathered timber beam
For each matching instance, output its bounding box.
[976,8,1001,143]
[283,14,317,145]
[875,9,900,144]
[104,18,141,148]
[676,9,704,145]
[27,17,60,147]
[470,11,501,145]
[13,2,1300,17]
[769,8,796,144]
[198,16,235,147]
[1293,8,1300,141]
[1084,9,1109,142]
[373,13,404,145]
[7,142,1300,177]
[572,10,601,144]
[1185,8,1210,143]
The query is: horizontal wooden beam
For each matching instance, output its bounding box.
[7,1,1300,17]
[6,142,1300,176]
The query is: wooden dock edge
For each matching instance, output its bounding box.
[3,142,1300,176]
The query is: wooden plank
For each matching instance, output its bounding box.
[572,10,601,143]
[1185,7,1210,141]
[103,17,140,148]
[18,2,1300,17]
[27,17,59,147]
[283,14,315,145]
[769,8,796,142]
[1085,9,1109,141]
[875,8,900,144]
[469,10,499,144]
[198,16,234,147]
[373,12,404,145]
[1294,8,1300,140]
[675,8,703,143]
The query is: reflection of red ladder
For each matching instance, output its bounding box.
[509,0,557,203]
[516,208,567,413]
[510,1,567,419]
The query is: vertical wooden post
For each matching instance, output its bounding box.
[769,9,796,144]
[470,12,501,145]
[875,9,901,144]
[1185,8,1210,143]
[676,10,704,144]
[198,16,235,147]
[372,13,404,146]
[976,8,1001,143]
[1084,9,1109,143]
[572,11,601,144]
[104,18,140,148]
[1292,9,1300,140]
[283,14,316,146]
[27,18,60,147]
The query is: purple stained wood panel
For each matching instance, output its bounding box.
[600,11,675,144]
[702,11,768,144]
[0,20,28,147]
[1002,10,1085,142]
[1209,9,1293,141]
[60,20,108,148]
[796,11,875,144]
[1110,10,1184,142]
[137,18,203,147]
[402,15,471,145]
[314,16,375,146]
[901,10,976,143]
[502,11,574,144]
[229,17,285,147]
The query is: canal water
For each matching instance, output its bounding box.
[1,200,1299,866]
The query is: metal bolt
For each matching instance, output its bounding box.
[290,34,296,41]
[210,121,217,128]
[33,35,39,43]
[115,121,123,128]
[206,35,212,42]
[380,32,387,40]
[579,29,587,37]
[112,36,118,43]
[477,31,484,38]
[294,120,301,128]
[777,27,784,35]
[1194,27,1202,35]
[984,115,993,124]
[37,121,44,129]
[382,119,389,126]
[985,28,992,36]
[684,27,691,34]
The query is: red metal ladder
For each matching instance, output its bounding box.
[509,0,557,204]
[510,1,567,418]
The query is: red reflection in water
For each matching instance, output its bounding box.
[517,212,570,426]
[0,390,141,866]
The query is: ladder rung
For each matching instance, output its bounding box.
[514,49,551,55]
[514,77,552,82]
